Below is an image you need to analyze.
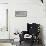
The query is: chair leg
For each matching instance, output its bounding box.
[30,38,34,46]
[30,41,34,46]
[20,41,21,45]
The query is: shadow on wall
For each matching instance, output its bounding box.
[40,25,45,46]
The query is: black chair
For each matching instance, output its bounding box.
[19,23,40,46]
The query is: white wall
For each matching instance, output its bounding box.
[0,0,13,46]
[0,4,9,39]
[8,0,46,46]
[0,0,46,46]
[0,0,8,3]
[0,0,9,39]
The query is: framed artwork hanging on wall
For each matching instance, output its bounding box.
[15,11,27,17]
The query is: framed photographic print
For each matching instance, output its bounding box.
[15,11,27,17]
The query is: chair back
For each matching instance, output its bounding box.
[27,23,40,35]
